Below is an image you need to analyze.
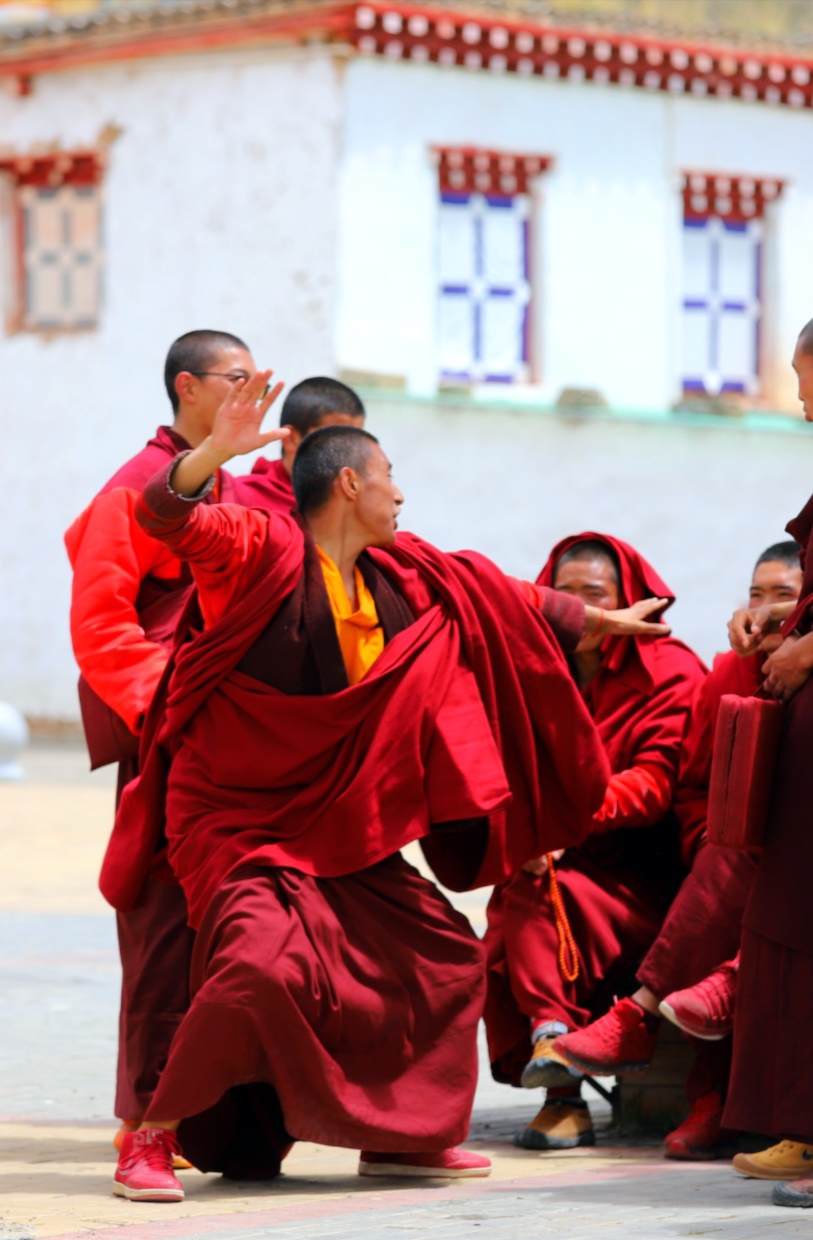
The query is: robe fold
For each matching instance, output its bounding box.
[484,532,706,1083]
[105,468,610,923]
[636,650,761,1003]
[724,495,813,1142]
[111,463,610,1168]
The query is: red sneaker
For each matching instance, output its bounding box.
[659,959,737,1041]
[664,1091,738,1161]
[113,1129,185,1202]
[554,998,657,1076]
[358,1147,492,1178]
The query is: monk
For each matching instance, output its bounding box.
[483,534,706,1153]
[65,329,364,1151]
[107,372,670,1202]
[722,318,813,1210]
[554,541,802,1161]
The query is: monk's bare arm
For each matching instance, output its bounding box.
[515,582,671,648]
[584,597,672,638]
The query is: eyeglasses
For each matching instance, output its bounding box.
[191,372,270,398]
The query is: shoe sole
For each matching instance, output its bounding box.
[658,1002,730,1041]
[664,1142,737,1162]
[732,1158,809,1181]
[520,1062,583,1090]
[556,1049,651,1077]
[112,1181,185,1202]
[358,1162,491,1178]
[773,1182,813,1207]
[515,1129,596,1151]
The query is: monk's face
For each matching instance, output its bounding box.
[553,555,621,654]
[749,560,802,610]
[353,444,404,546]
[792,340,813,422]
[179,345,257,433]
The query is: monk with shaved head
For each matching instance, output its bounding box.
[105,370,669,1203]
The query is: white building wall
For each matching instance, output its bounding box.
[368,394,813,668]
[337,58,813,408]
[0,46,343,718]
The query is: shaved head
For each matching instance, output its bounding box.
[555,539,620,585]
[292,424,380,515]
[797,318,813,358]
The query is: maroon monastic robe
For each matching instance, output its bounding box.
[110,466,610,1174]
[725,493,813,1143]
[637,649,761,1003]
[484,533,706,1084]
[65,434,293,1121]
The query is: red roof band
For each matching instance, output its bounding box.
[352,3,813,109]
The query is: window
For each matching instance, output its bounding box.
[680,173,783,397]
[0,151,104,333]
[434,148,551,385]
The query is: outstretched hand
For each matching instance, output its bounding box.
[209,370,287,459]
[603,597,671,638]
[171,370,289,498]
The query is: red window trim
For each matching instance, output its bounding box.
[432,146,553,196]
[681,171,785,223]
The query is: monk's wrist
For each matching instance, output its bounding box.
[170,439,230,497]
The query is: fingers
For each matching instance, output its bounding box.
[728,609,756,656]
[258,379,285,417]
[638,620,672,636]
[634,597,670,620]
[256,427,291,449]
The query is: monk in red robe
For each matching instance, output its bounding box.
[722,319,813,1210]
[108,372,670,1203]
[65,332,364,1151]
[483,534,706,1153]
[554,541,801,1160]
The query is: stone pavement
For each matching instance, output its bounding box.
[1,743,808,1238]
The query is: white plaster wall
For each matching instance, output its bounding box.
[0,46,343,718]
[337,58,813,408]
[368,395,813,667]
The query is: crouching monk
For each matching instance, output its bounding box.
[106,372,669,1202]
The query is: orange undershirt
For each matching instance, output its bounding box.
[317,549,384,685]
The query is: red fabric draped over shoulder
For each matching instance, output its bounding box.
[103,519,610,928]
[535,532,705,790]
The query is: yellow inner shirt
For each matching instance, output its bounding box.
[317,549,385,685]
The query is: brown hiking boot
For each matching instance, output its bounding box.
[521,1036,583,1090]
[515,1098,595,1151]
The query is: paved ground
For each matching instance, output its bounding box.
[0,742,807,1238]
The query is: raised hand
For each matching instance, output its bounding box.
[172,371,288,498]
[208,370,287,459]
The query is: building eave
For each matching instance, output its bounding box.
[1,0,813,113]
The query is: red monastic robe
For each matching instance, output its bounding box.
[111,465,610,1174]
[725,493,813,1144]
[484,532,706,1084]
[637,649,761,1003]
[64,434,293,1121]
